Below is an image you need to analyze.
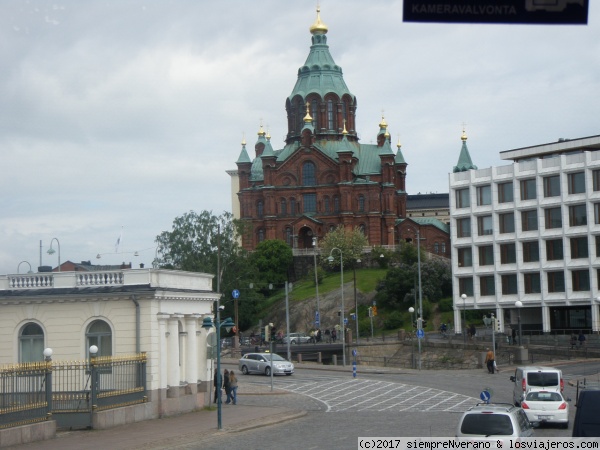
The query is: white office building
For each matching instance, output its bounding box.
[449,133,600,335]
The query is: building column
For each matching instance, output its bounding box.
[167,314,183,388]
[198,317,211,383]
[157,313,170,390]
[592,298,600,333]
[185,314,200,384]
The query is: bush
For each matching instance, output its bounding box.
[307,266,325,286]
[383,310,404,330]
[438,297,454,313]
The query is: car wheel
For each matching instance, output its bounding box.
[562,422,569,429]
[291,340,296,345]
[265,366,271,376]
[241,365,249,375]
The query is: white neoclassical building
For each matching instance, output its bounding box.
[0,268,220,419]
[449,134,600,335]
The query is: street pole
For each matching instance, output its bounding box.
[369,307,374,338]
[353,259,360,346]
[416,228,423,371]
[461,293,467,344]
[285,281,291,362]
[313,237,320,329]
[328,248,345,366]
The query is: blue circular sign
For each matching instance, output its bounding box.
[416,329,425,339]
[480,390,491,403]
[232,289,240,299]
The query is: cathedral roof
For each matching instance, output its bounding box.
[288,9,355,103]
[453,128,478,172]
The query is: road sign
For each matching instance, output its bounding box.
[416,329,425,339]
[344,317,348,325]
[352,349,357,357]
[480,390,491,403]
[232,289,240,299]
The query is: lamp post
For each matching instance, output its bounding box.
[17,261,33,274]
[202,313,234,430]
[312,237,320,329]
[415,228,423,371]
[408,307,415,368]
[353,258,361,346]
[328,247,345,366]
[47,238,61,272]
[461,293,467,344]
[515,300,523,347]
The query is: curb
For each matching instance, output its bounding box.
[226,410,308,433]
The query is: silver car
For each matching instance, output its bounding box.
[456,403,536,443]
[282,332,313,344]
[239,352,294,376]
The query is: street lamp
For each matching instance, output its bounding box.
[17,261,33,274]
[515,300,523,347]
[47,238,61,272]
[202,312,234,430]
[415,228,423,371]
[408,307,415,368]
[328,247,346,366]
[461,293,467,344]
[354,258,361,346]
[312,237,320,329]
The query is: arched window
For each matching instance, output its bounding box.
[86,319,112,357]
[358,195,365,213]
[19,323,44,363]
[258,228,265,243]
[324,196,330,213]
[327,99,334,130]
[359,224,366,235]
[297,102,304,135]
[333,196,340,214]
[257,201,264,218]
[285,227,292,246]
[342,100,348,126]
[434,242,439,254]
[280,199,287,216]
[329,225,335,232]
[311,99,319,130]
[441,242,446,254]
[290,198,296,215]
[302,162,316,186]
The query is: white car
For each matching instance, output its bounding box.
[238,352,294,376]
[521,390,569,428]
[282,332,313,344]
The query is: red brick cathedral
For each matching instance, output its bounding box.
[235,9,411,251]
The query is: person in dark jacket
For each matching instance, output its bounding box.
[213,368,221,403]
[223,369,231,404]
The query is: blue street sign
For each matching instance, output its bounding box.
[480,390,491,403]
[232,289,240,299]
[352,349,357,357]
[352,360,357,378]
[344,317,348,325]
[315,311,320,326]
[416,329,425,339]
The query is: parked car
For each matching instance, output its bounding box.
[456,402,536,442]
[282,332,313,345]
[521,390,569,428]
[572,384,600,437]
[510,366,564,406]
[239,352,294,376]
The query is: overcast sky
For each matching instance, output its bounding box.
[1,1,598,274]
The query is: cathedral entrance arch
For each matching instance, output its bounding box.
[297,226,315,249]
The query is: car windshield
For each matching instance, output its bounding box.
[526,392,562,401]
[461,413,513,436]
[527,372,558,387]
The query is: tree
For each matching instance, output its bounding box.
[250,239,293,289]
[320,226,368,268]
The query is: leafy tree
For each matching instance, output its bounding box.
[250,239,293,290]
[320,226,368,269]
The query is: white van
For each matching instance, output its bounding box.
[510,366,564,406]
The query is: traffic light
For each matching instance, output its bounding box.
[264,323,272,342]
[494,318,502,333]
[372,306,378,316]
[368,307,373,318]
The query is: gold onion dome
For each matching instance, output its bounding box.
[461,128,468,141]
[303,103,313,123]
[257,124,266,136]
[397,136,402,149]
[379,115,388,129]
[309,7,328,34]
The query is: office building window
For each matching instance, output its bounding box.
[456,218,471,238]
[572,269,590,291]
[569,204,587,227]
[524,273,541,294]
[594,203,600,224]
[544,207,562,229]
[543,175,560,197]
[570,236,589,259]
[568,171,585,194]
[456,188,470,208]
[477,215,493,236]
[520,178,537,200]
[498,181,514,203]
[501,274,518,295]
[303,193,317,213]
[477,185,492,206]
[500,243,516,264]
[521,210,538,231]
[546,239,564,261]
[523,241,540,262]
[480,276,495,296]
[19,323,44,363]
[594,169,600,191]
[596,236,600,257]
[478,245,494,266]
[548,271,565,293]
[499,212,515,233]
[458,277,474,297]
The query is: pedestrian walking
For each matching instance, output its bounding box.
[316,329,322,343]
[325,329,331,343]
[570,333,578,350]
[223,369,231,404]
[213,368,221,403]
[331,328,337,343]
[485,348,495,374]
[512,327,517,345]
[578,331,586,348]
[229,370,238,405]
